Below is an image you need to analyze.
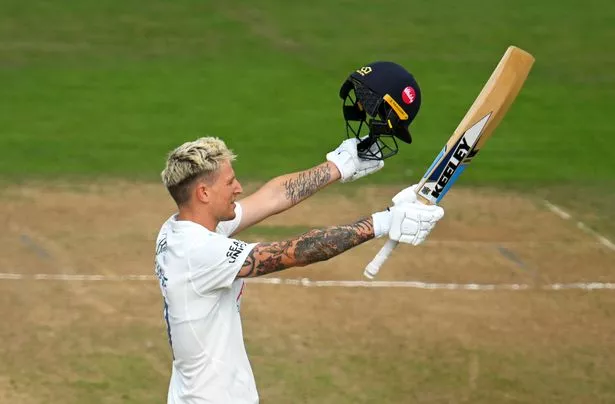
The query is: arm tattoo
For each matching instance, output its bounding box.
[282,164,332,205]
[239,218,373,278]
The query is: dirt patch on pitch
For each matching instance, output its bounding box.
[0,182,614,402]
[0,181,613,286]
[1,181,612,282]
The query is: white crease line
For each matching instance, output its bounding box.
[543,200,572,220]
[544,200,615,251]
[0,273,156,281]
[547,282,615,290]
[0,273,23,280]
[248,278,615,290]
[576,222,615,251]
[423,240,602,247]
[0,273,614,290]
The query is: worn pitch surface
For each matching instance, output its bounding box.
[1,183,614,403]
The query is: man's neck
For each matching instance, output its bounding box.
[177,207,218,232]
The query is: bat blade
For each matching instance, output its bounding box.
[364,46,535,280]
[417,111,492,204]
[416,46,535,205]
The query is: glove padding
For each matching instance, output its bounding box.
[326,137,384,183]
[371,184,444,245]
[388,202,444,245]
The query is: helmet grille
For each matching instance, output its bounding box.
[351,78,383,118]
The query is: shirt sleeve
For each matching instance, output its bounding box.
[188,232,257,294]
[215,202,243,237]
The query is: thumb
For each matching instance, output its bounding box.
[388,204,406,241]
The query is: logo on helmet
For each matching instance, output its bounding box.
[402,86,416,104]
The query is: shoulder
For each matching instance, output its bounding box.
[157,214,176,236]
[189,232,250,267]
[188,234,256,292]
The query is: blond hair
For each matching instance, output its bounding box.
[161,137,236,205]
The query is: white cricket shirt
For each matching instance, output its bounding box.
[154,203,259,403]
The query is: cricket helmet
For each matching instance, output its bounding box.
[339,61,421,160]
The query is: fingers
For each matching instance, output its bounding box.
[392,184,419,205]
[388,202,444,245]
[328,138,386,183]
[429,205,445,221]
[346,137,361,146]
[400,217,432,233]
[412,203,445,221]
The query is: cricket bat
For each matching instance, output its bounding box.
[364,46,535,279]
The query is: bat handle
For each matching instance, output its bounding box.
[363,239,399,279]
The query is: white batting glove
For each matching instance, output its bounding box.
[372,202,444,245]
[391,184,419,205]
[326,137,384,183]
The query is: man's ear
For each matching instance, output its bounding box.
[195,181,210,204]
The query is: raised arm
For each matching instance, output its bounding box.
[237,217,373,278]
[236,196,445,278]
[233,161,340,235]
[233,138,384,235]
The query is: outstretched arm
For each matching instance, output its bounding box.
[237,217,374,277]
[233,138,385,235]
[232,161,341,235]
[236,193,445,278]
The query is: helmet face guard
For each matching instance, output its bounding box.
[339,62,421,161]
[340,78,403,160]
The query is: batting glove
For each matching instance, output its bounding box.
[372,202,444,245]
[391,184,419,205]
[326,137,384,183]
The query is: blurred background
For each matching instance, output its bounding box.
[1,0,614,403]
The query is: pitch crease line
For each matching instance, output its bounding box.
[1,272,614,290]
[544,200,615,251]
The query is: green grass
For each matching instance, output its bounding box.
[69,354,164,404]
[1,0,613,187]
[6,288,612,404]
[6,306,614,404]
[0,2,614,402]
[246,327,615,404]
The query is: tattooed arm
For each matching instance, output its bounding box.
[237,217,374,277]
[231,161,341,235]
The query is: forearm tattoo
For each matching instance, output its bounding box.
[239,218,373,277]
[282,164,332,205]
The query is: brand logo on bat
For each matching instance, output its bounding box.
[430,139,471,199]
[429,112,492,200]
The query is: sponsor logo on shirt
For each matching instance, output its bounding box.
[226,240,247,264]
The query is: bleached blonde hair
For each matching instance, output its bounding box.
[161,137,236,205]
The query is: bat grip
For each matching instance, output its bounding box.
[363,239,399,279]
